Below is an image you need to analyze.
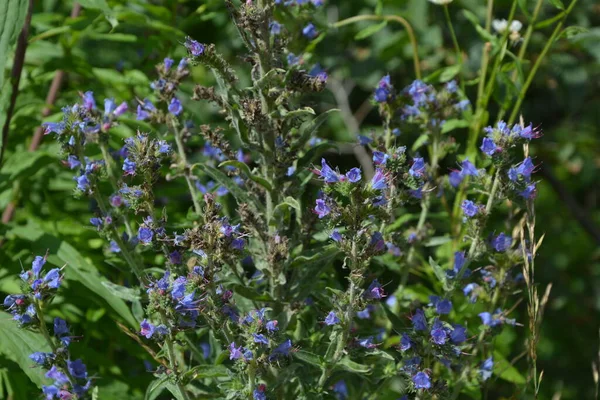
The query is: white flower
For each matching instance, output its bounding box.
[428,0,453,4]
[492,19,508,34]
[509,20,523,33]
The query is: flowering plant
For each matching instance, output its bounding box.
[1,0,581,399]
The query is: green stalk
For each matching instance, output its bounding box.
[334,15,421,80]
[160,312,191,400]
[508,0,579,125]
[99,141,133,237]
[171,122,202,215]
[443,4,464,89]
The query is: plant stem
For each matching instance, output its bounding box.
[334,15,421,80]
[160,312,191,400]
[172,123,202,215]
[34,301,57,353]
[443,4,464,88]
[508,0,579,125]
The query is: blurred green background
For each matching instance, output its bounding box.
[0,0,598,399]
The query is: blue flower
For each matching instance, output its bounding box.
[480,357,494,380]
[449,171,463,188]
[460,159,479,176]
[66,155,80,170]
[357,336,377,349]
[314,199,331,219]
[270,21,282,35]
[358,135,372,145]
[446,80,458,93]
[140,319,155,339]
[82,91,96,110]
[42,385,58,399]
[516,157,535,180]
[253,385,267,400]
[68,359,88,379]
[461,200,479,218]
[412,371,431,389]
[122,158,136,175]
[346,167,361,183]
[168,98,183,115]
[42,122,65,136]
[412,309,428,331]
[324,311,340,326]
[171,276,187,299]
[519,183,537,199]
[492,232,511,252]
[508,167,518,182]
[370,169,387,191]
[409,158,426,178]
[253,333,269,345]
[480,137,498,156]
[164,57,174,70]
[54,318,69,337]
[317,159,339,183]
[44,268,61,289]
[519,124,541,139]
[269,339,293,360]
[430,320,448,345]
[374,75,393,103]
[435,298,452,315]
[372,151,389,166]
[32,256,46,277]
[332,380,348,400]
[138,227,153,244]
[407,80,430,106]
[287,52,301,66]
[30,352,52,365]
[330,229,342,242]
[45,365,69,384]
[260,319,277,333]
[450,324,467,344]
[75,174,90,191]
[365,279,385,299]
[286,166,295,176]
[356,307,371,319]
[184,37,204,56]
[400,334,412,351]
[302,23,318,39]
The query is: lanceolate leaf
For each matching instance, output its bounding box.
[218,160,273,192]
[0,0,28,90]
[292,108,339,151]
[0,311,50,388]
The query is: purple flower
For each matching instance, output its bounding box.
[407,80,430,106]
[365,279,385,299]
[314,199,331,219]
[229,343,242,360]
[82,91,96,110]
[346,167,361,183]
[253,333,269,345]
[413,371,431,389]
[75,174,90,191]
[461,159,479,176]
[253,385,267,400]
[46,365,69,384]
[332,380,348,400]
[435,298,452,314]
[519,124,541,139]
[54,318,69,336]
[430,320,448,345]
[184,37,204,56]
[508,168,518,182]
[357,336,377,349]
[171,276,187,299]
[138,227,153,244]
[30,352,52,365]
[42,385,59,399]
[450,324,467,344]
[122,158,136,175]
[32,256,45,277]
[169,251,181,265]
[358,135,372,145]
[270,21,282,35]
[114,101,128,116]
[42,122,65,136]
[400,334,412,351]
[412,309,427,331]
[66,155,81,170]
[516,157,535,179]
[480,357,494,380]
[324,311,340,326]
[302,23,318,39]
[492,232,511,252]
[374,75,393,103]
[168,98,183,115]
[67,359,87,379]
[519,183,537,199]
[44,268,61,289]
[266,320,279,332]
[270,339,293,359]
[136,105,150,121]
[317,159,339,183]
[330,229,342,242]
[409,158,426,178]
[480,137,498,156]
[461,200,479,218]
[372,151,389,165]
[356,307,371,319]
[164,57,174,70]
[449,171,463,188]
[140,319,155,339]
[446,80,458,93]
[370,169,387,191]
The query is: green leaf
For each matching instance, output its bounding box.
[101,281,141,301]
[0,151,56,186]
[193,163,264,213]
[184,364,230,379]
[294,350,323,367]
[293,108,340,151]
[280,107,315,120]
[335,357,371,374]
[231,284,274,302]
[0,0,28,89]
[296,142,338,170]
[441,119,469,134]
[354,21,387,40]
[218,160,273,192]
[165,383,186,400]
[561,26,589,41]
[463,10,496,43]
[547,0,565,10]
[76,0,118,28]
[424,236,451,247]
[411,134,429,152]
[144,376,169,400]
[289,245,339,269]
[0,311,50,388]
[439,65,461,82]
[429,257,451,292]
[493,350,526,384]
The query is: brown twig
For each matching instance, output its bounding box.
[0,0,34,166]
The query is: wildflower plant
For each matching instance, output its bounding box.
[2,0,581,399]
